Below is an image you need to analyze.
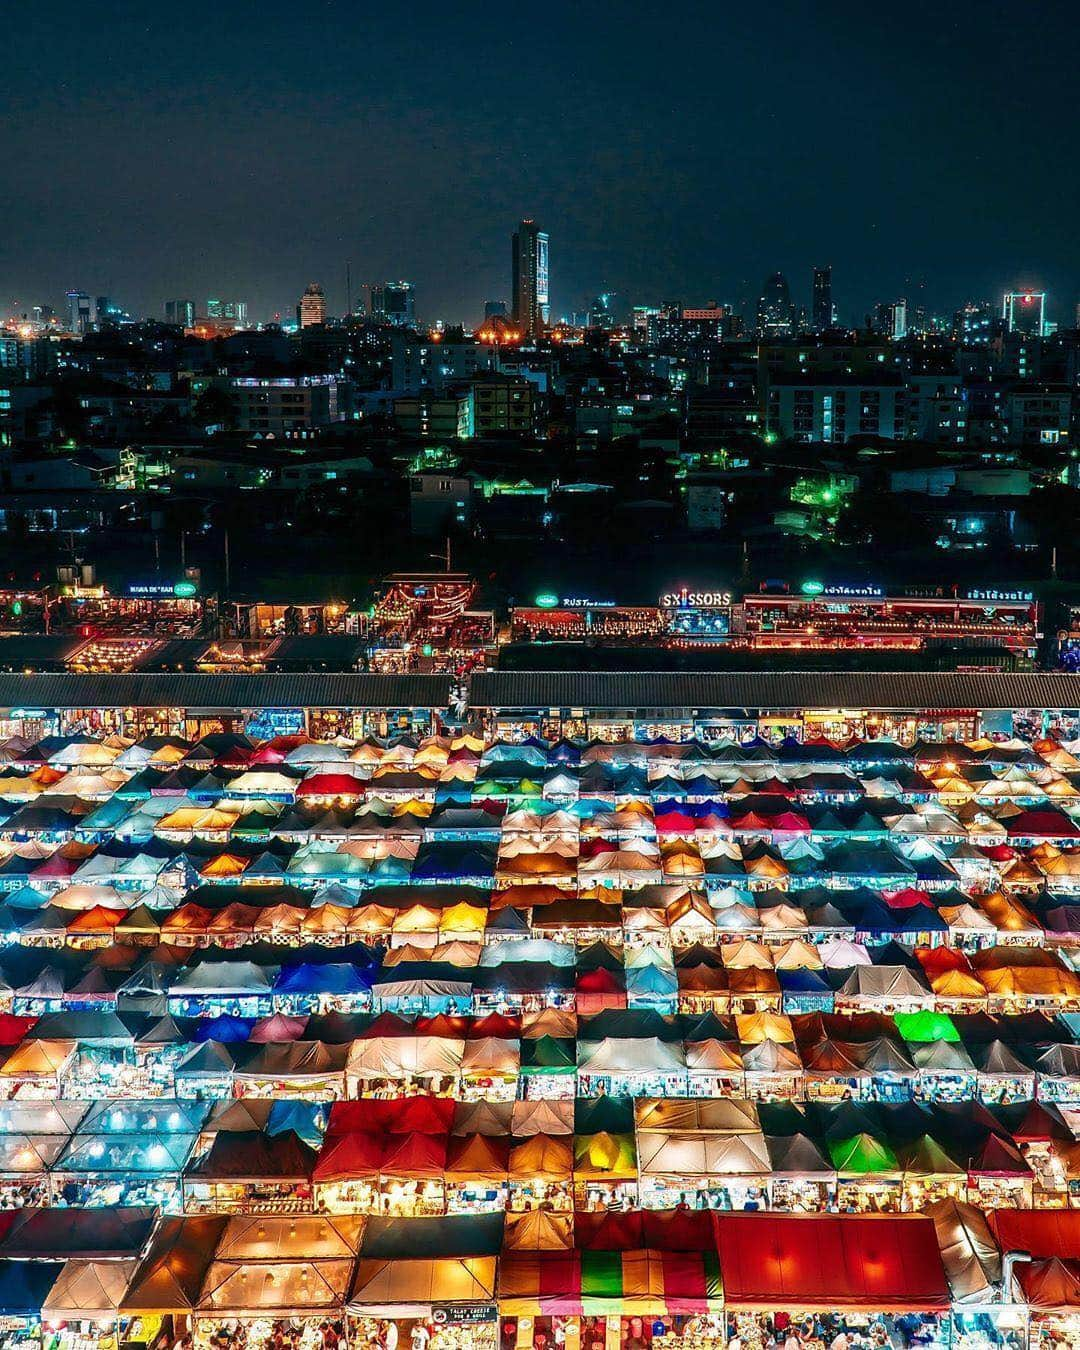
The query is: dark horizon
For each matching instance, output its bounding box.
[3,0,1078,325]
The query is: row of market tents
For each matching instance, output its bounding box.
[0,927,1077,1017]
[4,874,1080,947]
[0,1206,1078,1319]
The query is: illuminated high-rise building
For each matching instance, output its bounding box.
[588,293,616,329]
[756,272,795,336]
[1003,290,1046,337]
[872,298,908,339]
[511,219,550,338]
[368,282,416,328]
[811,266,834,331]
[299,282,326,328]
[206,298,249,325]
[954,301,996,345]
[65,290,92,335]
[164,299,196,327]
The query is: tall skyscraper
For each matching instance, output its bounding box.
[756,272,795,336]
[206,298,249,325]
[299,282,327,328]
[368,282,416,327]
[588,293,616,329]
[1003,291,1046,337]
[164,299,196,327]
[870,299,908,339]
[811,266,834,331]
[511,219,550,338]
[65,291,92,335]
[954,301,996,344]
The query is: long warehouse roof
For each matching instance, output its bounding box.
[0,672,452,710]
[1,669,1079,712]
[469,670,1080,712]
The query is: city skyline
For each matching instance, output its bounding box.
[3,0,1078,323]
[4,262,1072,334]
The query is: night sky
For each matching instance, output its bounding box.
[3,0,1077,326]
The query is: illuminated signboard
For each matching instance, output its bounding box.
[660,588,733,608]
[821,583,884,598]
[533,594,616,609]
[801,580,884,598]
[127,582,200,598]
[965,587,1034,603]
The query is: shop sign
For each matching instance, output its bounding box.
[432,1305,496,1326]
[660,587,732,607]
[820,583,884,598]
[127,581,200,598]
[532,593,616,610]
[965,587,1033,603]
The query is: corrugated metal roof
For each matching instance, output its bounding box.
[0,636,90,669]
[0,672,451,710]
[470,670,1080,713]
[4,668,1080,714]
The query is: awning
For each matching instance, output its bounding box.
[120,1216,228,1313]
[349,1256,497,1315]
[41,1259,136,1320]
[712,1214,949,1312]
[498,1249,722,1316]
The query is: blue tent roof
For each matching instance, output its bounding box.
[274,963,374,995]
[192,1014,255,1043]
[0,1258,62,1314]
[778,968,832,993]
[267,1099,327,1148]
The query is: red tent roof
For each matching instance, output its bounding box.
[988,1209,1080,1260]
[885,887,934,910]
[251,736,310,764]
[575,1209,714,1252]
[916,944,973,977]
[970,1135,1031,1177]
[1006,810,1080,838]
[216,746,256,768]
[295,774,365,798]
[327,1096,454,1136]
[771,811,811,833]
[312,1131,384,1182]
[379,1132,448,1178]
[470,1012,521,1039]
[0,1014,36,1046]
[1016,1258,1080,1311]
[655,812,698,835]
[711,1214,949,1312]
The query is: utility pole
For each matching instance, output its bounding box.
[223,528,231,599]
